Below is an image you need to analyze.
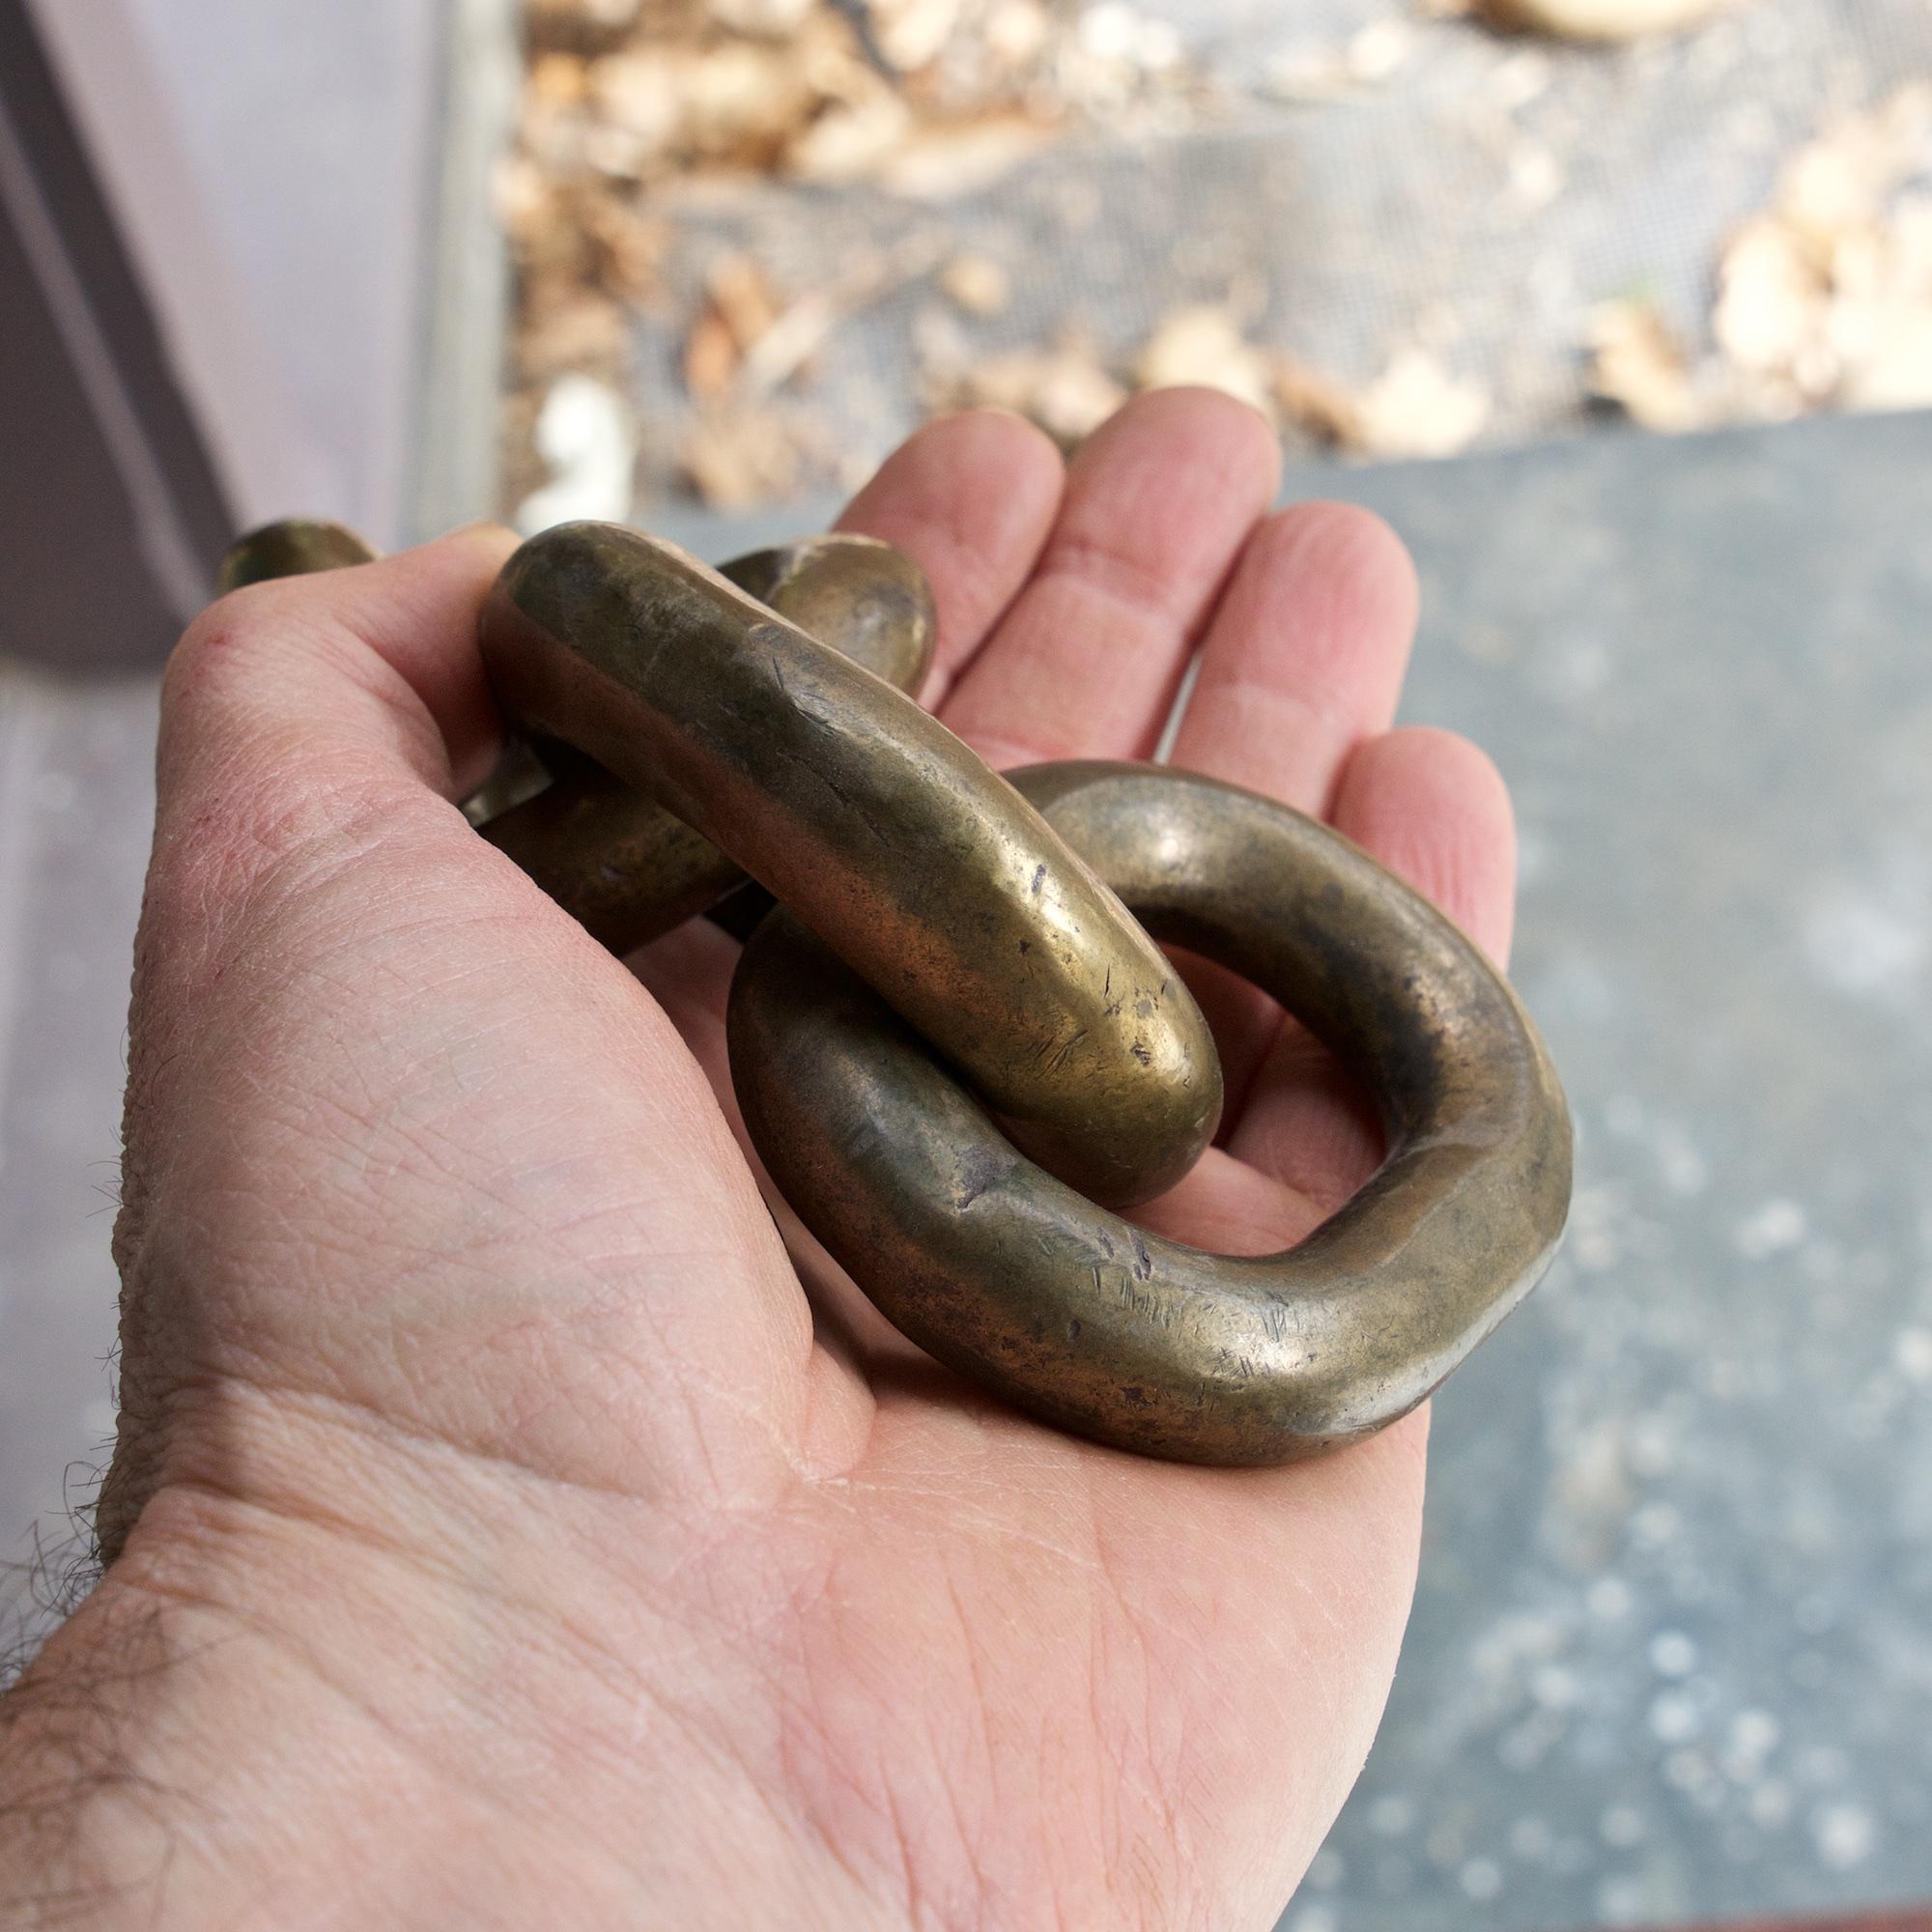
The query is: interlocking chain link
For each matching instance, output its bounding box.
[215,516,1574,1464]
[479,523,1224,1208]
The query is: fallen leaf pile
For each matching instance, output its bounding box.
[505,0,1225,521]
[503,0,1926,522]
[1589,84,1932,433]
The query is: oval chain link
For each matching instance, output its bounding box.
[214,515,1572,1463]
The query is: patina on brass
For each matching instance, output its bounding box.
[479,522,1223,1208]
[215,517,378,593]
[474,534,938,954]
[728,762,1572,1464]
[217,511,1572,1464]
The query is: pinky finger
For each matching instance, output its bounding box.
[1328,725,1517,967]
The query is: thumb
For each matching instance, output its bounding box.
[103,529,813,1563]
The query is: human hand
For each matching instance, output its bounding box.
[0,391,1515,1930]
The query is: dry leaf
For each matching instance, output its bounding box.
[1715,219,1823,378]
[984,0,1051,66]
[590,52,683,168]
[868,0,964,71]
[682,409,806,508]
[683,44,819,160]
[528,51,590,109]
[941,252,1012,316]
[705,253,782,350]
[929,336,1127,446]
[1351,348,1491,457]
[708,0,816,36]
[517,289,630,378]
[1709,87,1932,414]
[1261,49,1356,104]
[581,195,669,305]
[1347,19,1412,83]
[787,91,917,182]
[1272,355,1364,445]
[877,115,1058,198]
[1585,299,1701,431]
[1476,0,1735,41]
[1136,306,1274,416]
[683,308,740,400]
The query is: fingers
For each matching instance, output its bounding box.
[1328,725,1518,965]
[1169,500,1418,812]
[938,388,1281,770]
[835,410,1064,708]
[1227,726,1517,1205]
[1164,501,1420,1118]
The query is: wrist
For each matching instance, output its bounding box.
[0,1394,891,1931]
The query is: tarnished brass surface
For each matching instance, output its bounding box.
[479,523,1223,1208]
[474,534,938,954]
[728,762,1572,1464]
[214,512,1572,1463]
[215,517,378,593]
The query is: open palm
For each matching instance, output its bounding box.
[81,391,1516,1930]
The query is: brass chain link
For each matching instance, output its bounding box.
[216,516,1573,1464]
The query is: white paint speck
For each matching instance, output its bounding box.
[1531,1664,1582,1710]
[1588,1577,1634,1620]
[1596,1874,1648,1924]
[1369,1794,1415,1836]
[1509,1817,1553,1861]
[1649,1690,1701,1744]
[1657,1123,1710,1197]
[1632,1501,1683,1548]
[1461,1857,1503,1902]
[516,376,639,534]
[1735,1198,1807,1259]
[1664,1748,1725,1808]
[1812,1802,1876,1869]
[1304,1848,1345,1890]
[1724,1708,1781,1775]
[1649,1630,1697,1677]
[1804,888,1927,1002]
[1290,1907,1337,1932]
[1894,1327,1932,1383]
[1600,1804,1646,1848]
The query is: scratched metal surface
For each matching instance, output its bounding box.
[5,409,1931,1930]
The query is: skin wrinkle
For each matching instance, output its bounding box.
[122,1595,680,1923]
[134,1445,838,1851]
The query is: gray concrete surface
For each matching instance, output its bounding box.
[608,0,1932,508]
[4,408,1930,1927]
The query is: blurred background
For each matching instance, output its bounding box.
[2,2,1930,1927]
